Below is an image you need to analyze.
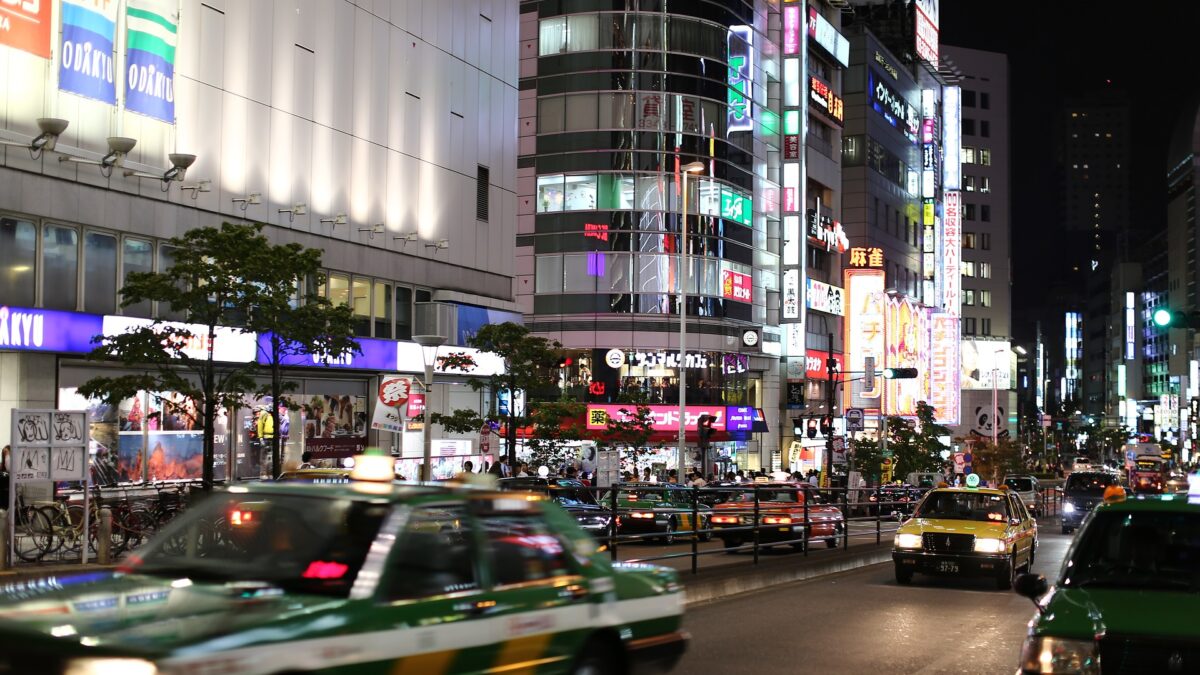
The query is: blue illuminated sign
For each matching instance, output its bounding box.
[727,25,753,134]
[0,306,103,354]
[726,406,755,432]
[255,333,389,370]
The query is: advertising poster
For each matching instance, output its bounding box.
[302,394,367,459]
[125,0,178,122]
[0,0,52,57]
[928,313,961,425]
[844,269,885,410]
[960,339,1012,389]
[884,296,930,416]
[59,0,119,104]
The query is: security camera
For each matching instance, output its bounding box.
[102,136,137,167]
[33,117,68,152]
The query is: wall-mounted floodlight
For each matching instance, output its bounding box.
[278,203,307,221]
[393,232,418,245]
[359,223,384,239]
[180,179,211,199]
[0,117,70,159]
[232,192,262,211]
[425,239,449,251]
[59,135,137,177]
[124,152,197,190]
[319,213,348,227]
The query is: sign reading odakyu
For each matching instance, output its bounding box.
[125,0,178,123]
[59,0,119,104]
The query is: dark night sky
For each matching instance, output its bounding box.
[940,1,1200,342]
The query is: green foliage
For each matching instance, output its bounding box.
[885,401,951,480]
[849,434,883,482]
[434,322,563,463]
[594,387,662,468]
[524,400,587,470]
[968,437,1024,485]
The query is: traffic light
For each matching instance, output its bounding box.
[1152,308,1200,329]
[882,367,918,379]
[556,356,573,368]
[819,414,833,436]
[792,417,804,435]
[697,414,716,448]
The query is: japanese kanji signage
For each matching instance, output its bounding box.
[727,25,753,134]
[586,405,727,432]
[847,247,885,269]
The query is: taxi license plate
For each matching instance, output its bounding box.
[937,561,959,574]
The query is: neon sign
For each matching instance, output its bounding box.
[869,70,919,144]
[727,25,753,134]
[809,77,844,126]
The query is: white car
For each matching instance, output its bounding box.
[1003,475,1041,516]
[1069,457,1093,473]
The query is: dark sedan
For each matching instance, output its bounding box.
[497,477,612,537]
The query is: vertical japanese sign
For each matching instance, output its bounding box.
[0,0,52,57]
[942,191,961,314]
[884,296,930,416]
[721,269,753,303]
[125,0,178,123]
[844,269,886,411]
[727,25,752,134]
[929,313,960,425]
[59,0,119,104]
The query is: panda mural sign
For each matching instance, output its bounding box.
[955,390,1014,441]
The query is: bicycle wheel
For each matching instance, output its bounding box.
[13,506,54,562]
[62,504,87,557]
[119,508,153,552]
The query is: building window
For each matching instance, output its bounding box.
[328,273,350,307]
[121,238,154,317]
[964,175,976,192]
[962,261,976,277]
[980,176,991,193]
[351,277,371,336]
[535,255,564,293]
[0,217,36,307]
[84,231,117,315]
[980,120,990,137]
[962,147,976,164]
[476,166,489,222]
[963,317,977,335]
[963,289,975,305]
[980,92,990,110]
[981,232,992,250]
[979,290,992,307]
[537,175,565,212]
[979,262,993,279]
[373,281,392,338]
[964,204,976,220]
[42,224,78,311]
[874,197,880,228]
[962,118,976,136]
[538,17,567,55]
[981,204,991,222]
[963,232,976,249]
[395,286,413,340]
[981,318,991,335]
[963,90,976,107]
[538,96,565,133]
[157,244,185,320]
[807,246,828,271]
[979,148,992,166]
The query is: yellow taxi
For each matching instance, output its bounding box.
[892,476,1037,589]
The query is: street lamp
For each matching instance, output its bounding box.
[677,160,706,478]
[414,334,446,481]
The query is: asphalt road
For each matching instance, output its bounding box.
[677,528,1072,675]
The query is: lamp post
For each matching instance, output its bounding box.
[677,161,706,478]
[415,334,446,481]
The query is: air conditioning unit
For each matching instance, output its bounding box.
[414,302,457,342]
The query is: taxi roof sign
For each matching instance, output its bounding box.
[965,473,980,488]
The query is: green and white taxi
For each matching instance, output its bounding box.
[1014,490,1200,674]
[0,460,687,674]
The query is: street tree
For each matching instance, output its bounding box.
[595,387,661,478]
[966,436,1024,485]
[77,223,268,490]
[244,238,359,478]
[431,322,563,464]
[885,401,951,481]
[523,400,587,471]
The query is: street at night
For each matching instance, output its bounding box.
[680,530,1071,675]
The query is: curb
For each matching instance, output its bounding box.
[681,545,892,605]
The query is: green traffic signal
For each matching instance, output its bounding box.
[882,367,919,379]
[1153,308,1173,327]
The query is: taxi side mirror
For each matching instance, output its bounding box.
[1014,573,1048,609]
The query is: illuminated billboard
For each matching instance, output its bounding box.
[807,5,849,67]
[960,339,1012,390]
[942,86,961,190]
[844,269,886,411]
[810,77,844,126]
[884,296,930,416]
[942,191,962,314]
[727,25,753,134]
[914,4,939,67]
[806,279,845,316]
[869,70,919,144]
[0,0,51,58]
[929,313,960,424]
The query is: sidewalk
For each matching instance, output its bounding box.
[0,562,119,581]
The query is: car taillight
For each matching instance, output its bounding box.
[763,516,793,525]
[230,510,252,526]
[712,515,739,524]
[629,511,655,519]
[869,495,877,501]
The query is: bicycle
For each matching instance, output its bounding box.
[9,492,56,562]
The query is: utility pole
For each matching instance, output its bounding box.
[824,332,836,487]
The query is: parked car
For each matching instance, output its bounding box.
[497,476,612,537]
[0,468,689,674]
[710,481,844,551]
[1003,475,1042,516]
[893,485,1038,589]
[869,484,922,520]
[1015,491,1200,674]
[1165,470,1190,494]
[1061,470,1122,533]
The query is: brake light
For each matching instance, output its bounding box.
[763,516,793,525]
[629,511,655,519]
[712,515,739,524]
[230,510,252,526]
[869,495,877,501]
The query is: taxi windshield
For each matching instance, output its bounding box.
[1063,511,1200,592]
[1004,478,1034,492]
[126,493,389,597]
[914,492,1010,522]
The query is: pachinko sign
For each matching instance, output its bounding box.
[884,295,931,417]
[843,269,885,411]
[928,313,960,425]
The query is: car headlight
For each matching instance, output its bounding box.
[973,537,1006,553]
[894,533,923,549]
[1019,636,1099,674]
[1063,502,1077,514]
[65,658,158,675]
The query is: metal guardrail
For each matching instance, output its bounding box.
[563,484,917,575]
[1035,486,1063,517]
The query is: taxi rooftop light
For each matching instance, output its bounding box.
[965,473,981,488]
[350,448,395,482]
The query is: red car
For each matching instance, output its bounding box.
[709,481,844,551]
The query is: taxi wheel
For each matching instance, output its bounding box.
[698,517,713,542]
[996,553,1016,590]
[661,519,677,545]
[894,565,913,585]
[571,636,621,675]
